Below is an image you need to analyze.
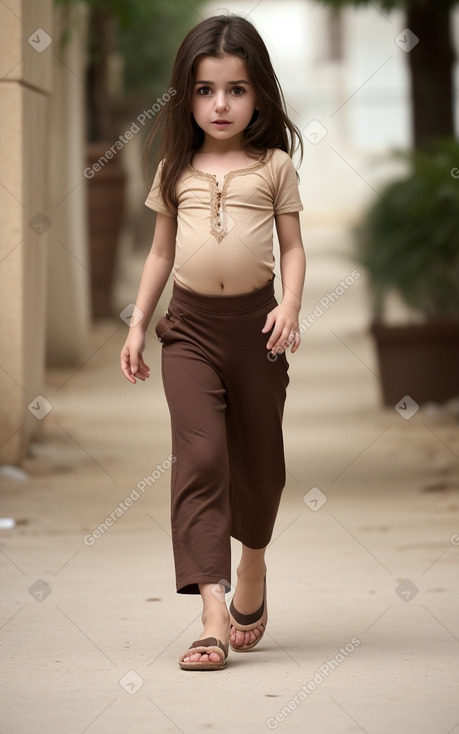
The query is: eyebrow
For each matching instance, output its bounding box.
[194,80,250,85]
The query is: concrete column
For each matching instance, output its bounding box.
[0,0,53,464]
[46,3,91,366]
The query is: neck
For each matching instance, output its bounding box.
[199,134,245,155]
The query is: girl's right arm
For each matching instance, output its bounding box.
[120,213,177,384]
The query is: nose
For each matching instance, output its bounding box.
[214,91,229,112]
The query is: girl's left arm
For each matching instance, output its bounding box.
[262,211,306,355]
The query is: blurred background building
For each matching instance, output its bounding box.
[1,0,459,466]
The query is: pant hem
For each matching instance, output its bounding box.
[230,531,271,550]
[176,574,232,595]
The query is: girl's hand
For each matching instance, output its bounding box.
[262,305,301,355]
[120,330,151,384]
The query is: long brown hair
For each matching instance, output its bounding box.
[143,14,304,212]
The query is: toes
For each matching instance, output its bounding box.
[236,630,246,646]
[182,650,221,664]
[193,652,209,662]
[230,625,263,647]
[231,629,240,645]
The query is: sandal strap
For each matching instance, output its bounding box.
[189,636,228,657]
[229,575,266,626]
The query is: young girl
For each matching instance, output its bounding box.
[120,14,306,671]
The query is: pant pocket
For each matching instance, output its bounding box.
[155,309,187,343]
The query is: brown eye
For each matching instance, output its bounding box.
[232,87,245,96]
[197,87,212,96]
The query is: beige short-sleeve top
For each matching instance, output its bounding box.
[145,147,303,295]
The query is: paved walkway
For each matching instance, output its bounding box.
[1,225,458,734]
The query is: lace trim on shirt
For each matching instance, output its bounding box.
[186,150,274,243]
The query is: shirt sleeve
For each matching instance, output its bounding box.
[272,150,304,215]
[145,159,177,217]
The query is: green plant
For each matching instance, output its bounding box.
[354,137,459,321]
[54,0,206,140]
[54,0,138,50]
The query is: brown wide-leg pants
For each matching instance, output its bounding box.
[154,276,290,594]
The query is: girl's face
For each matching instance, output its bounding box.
[192,54,258,147]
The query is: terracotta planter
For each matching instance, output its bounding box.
[86,142,126,318]
[371,320,459,406]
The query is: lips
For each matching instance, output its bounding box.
[212,120,231,127]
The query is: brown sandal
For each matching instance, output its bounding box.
[229,575,267,652]
[178,636,229,670]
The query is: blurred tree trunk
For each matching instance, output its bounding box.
[316,0,457,147]
[406,0,455,146]
[86,6,116,141]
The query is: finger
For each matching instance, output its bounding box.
[130,353,140,375]
[137,364,150,379]
[120,351,136,383]
[269,324,292,353]
[266,320,286,349]
[134,358,151,381]
[138,356,150,373]
[286,328,300,352]
[290,333,301,354]
[121,363,137,383]
[261,312,275,334]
